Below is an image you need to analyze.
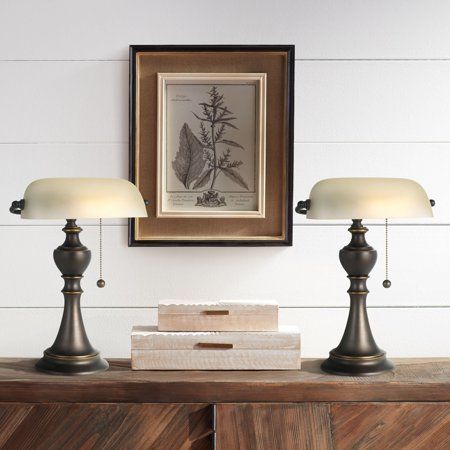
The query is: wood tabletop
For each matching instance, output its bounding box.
[0,358,448,403]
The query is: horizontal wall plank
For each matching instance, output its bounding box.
[0,307,447,358]
[0,61,128,143]
[2,143,127,226]
[1,225,448,308]
[293,143,448,224]
[1,1,450,60]
[1,143,447,226]
[2,61,450,143]
[297,61,450,142]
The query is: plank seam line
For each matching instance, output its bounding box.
[297,141,450,144]
[299,58,450,62]
[1,58,450,62]
[0,223,448,228]
[0,141,128,145]
[0,306,448,310]
[2,141,450,145]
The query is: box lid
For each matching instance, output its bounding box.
[132,325,300,350]
[158,300,278,315]
[159,300,278,306]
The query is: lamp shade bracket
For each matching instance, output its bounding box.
[9,199,25,214]
[295,199,311,215]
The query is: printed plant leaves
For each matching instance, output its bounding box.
[192,168,213,190]
[218,139,244,150]
[172,123,206,189]
[220,121,238,130]
[221,167,249,190]
[189,85,249,206]
[192,112,211,123]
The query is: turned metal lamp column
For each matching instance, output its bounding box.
[322,219,393,375]
[35,219,108,374]
[10,178,147,375]
[296,178,434,376]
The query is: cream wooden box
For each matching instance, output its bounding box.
[157,300,278,331]
[131,325,301,370]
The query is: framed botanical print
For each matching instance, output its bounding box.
[158,73,266,218]
[129,45,294,246]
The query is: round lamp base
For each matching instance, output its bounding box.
[35,350,109,376]
[321,351,394,376]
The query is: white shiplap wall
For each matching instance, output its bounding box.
[0,0,449,358]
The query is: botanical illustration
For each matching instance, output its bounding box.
[172,86,248,208]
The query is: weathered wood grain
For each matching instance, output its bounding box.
[331,402,450,449]
[0,359,448,448]
[0,358,448,403]
[132,349,301,371]
[216,402,450,450]
[132,326,300,350]
[158,301,278,331]
[132,325,300,370]
[0,403,212,450]
[216,403,333,450]
[0,404,34,447]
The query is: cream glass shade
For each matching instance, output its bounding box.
[21,178,148,219]
[307,178,433,220]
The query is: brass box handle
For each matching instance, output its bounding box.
[196,342,234,349]
[203,310,229,316]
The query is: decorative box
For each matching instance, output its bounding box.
[157,300,278,331]
[131,325,301,370]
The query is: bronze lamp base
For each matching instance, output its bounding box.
[321,351,393,376]
[321,219,394,376]
[35,351,109,376]
[35,219,108,375]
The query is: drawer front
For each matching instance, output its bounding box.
[216,402,450,450]
[216,403,332,450]
[0,403,213,450]
[330,402,450,450]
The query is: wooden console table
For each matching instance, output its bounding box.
[0,358,448,449]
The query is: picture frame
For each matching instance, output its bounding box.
[129,45,294,246]
[157,72,267,219]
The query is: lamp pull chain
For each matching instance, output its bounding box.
[383,218,391,288]
[97,218,105,288]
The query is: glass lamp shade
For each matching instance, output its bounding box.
[306,177,433,220]
[20,178,148,219]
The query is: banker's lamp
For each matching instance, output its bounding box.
[10,178,147,375]
[296,178,434,376]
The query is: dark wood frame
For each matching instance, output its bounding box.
[128,45,295,246]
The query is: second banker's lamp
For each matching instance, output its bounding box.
[296,178,434,376]
[10,178,147,375]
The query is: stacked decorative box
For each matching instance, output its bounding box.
[131,301,301,370]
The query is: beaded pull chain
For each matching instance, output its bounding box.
[97,218,105,288]
[383,218,391,288]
